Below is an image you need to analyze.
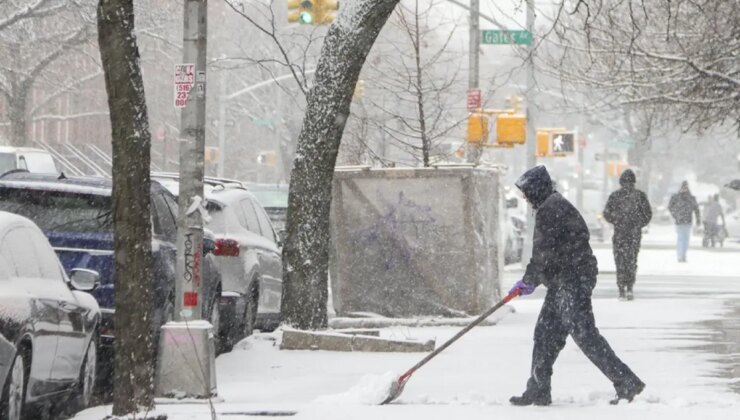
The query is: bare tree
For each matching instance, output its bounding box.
[97,0,155,414]
[541,0,739,131]
[0,0,96,146]
[340,0,466,167]
[281,0,400,330]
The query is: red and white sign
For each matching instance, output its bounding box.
[578,136,587,149]
[174,63,195,108]
[467,89,481,111]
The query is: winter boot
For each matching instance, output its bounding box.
[610,379,645,405]
[510,390,552,406]
[618,287,627,301]
[626,288,634,301]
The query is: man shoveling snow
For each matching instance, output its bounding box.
[509,165,645,406]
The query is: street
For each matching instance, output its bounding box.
[74,239,740,419]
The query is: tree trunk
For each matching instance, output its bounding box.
[411,0,430,167]
[97,0,155,414]
[280,0,400,330]
[8,92,28,147]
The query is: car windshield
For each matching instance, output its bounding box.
[0,153,17,174]
[0,188,112,234]
[249,188,288,208]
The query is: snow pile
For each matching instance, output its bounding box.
[314,371,398,405]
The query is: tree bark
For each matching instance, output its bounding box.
[8,92,28,147]
[97,0,155,414]
[281,0,400,330]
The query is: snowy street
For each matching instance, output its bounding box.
[75,243,740,420]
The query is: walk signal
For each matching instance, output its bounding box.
[257,151,278,166]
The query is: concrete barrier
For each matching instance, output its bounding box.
[280,329,435,352]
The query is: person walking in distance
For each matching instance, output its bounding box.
[508,165,645,406]
[702,194,725,247]
[603,169,652,301]
[668,181,700,262]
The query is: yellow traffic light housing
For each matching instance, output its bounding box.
[496,114,526,145]
[288,0,314,24]
[205,146,219,163]
[318,0,339,24]
[353,79,365,101]
[257,151,278,166]
[467,114,489,144]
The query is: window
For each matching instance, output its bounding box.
[22,152,58,173]
[0,189,112,234]
[3,228,41,278]
[0,153,16,174]
[151,193,177,240]
[29,229,64,282]
[239,199,261,234]
[253,200,277,243]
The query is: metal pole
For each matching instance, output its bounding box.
[217,80,226,178]
[466,0,481,164]
[176,0,207,322]
[603,138,610,206]
[521,0,536,266]
[577,132,584,211]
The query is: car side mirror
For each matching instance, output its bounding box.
[70,268,100,292]
[506,198,519,209]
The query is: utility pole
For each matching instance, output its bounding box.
[157,0,217,399]
[577,132,584,211]
[521,0,536,266]
[217,79,226,178]
[466,0,481,164]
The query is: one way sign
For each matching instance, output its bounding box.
[550,132,574,154]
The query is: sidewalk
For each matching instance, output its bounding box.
[75,248,740,420]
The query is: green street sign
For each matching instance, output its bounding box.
[481,30,532,45]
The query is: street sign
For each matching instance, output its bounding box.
[578,137,587,149]
[551,132,574,153]
[481,30,532,45]
[467,89,481,110]
[174,63,194,108]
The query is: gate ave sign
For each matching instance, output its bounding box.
[481,30,532,45]
[174,63,195,108]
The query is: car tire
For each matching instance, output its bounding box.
[71,337,97,412]
[242,285,258,339]
[1,352,26,420]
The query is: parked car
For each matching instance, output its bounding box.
[0,173,222,385]
[0,211,100,420]
[244,182,289,234]
[0,146,59,176]
[153,174,283,351]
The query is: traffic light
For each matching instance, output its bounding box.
[467,114,489,144]
[205,146,219,163]
[288,0,338,25]
[495,114,526,145]
[256,150,278,166]
[506,95,523,113]
[288,0,314,25]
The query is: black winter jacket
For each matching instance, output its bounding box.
[668,191,700,225]
[603,186,652,231]
[522,192,598,289]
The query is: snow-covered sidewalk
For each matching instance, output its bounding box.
[76,249,740,420]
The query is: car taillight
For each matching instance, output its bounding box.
[214,239,240,257]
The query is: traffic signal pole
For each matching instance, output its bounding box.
[466,0,481,164]
[521,0,536,266]
[157,0,216,399]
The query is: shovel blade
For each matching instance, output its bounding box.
[380,377,407,405]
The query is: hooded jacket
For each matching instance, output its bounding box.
[516,166,598,289]
[603,169,652,231]
[668,185,700,225]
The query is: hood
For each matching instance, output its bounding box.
[619,169,636,188]
[515,165,554,209]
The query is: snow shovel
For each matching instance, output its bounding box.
[380,289,521,405]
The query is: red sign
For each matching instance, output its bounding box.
[183,291,198,307]
[467,89,481,111]
[578,137,587,149]
[174,63,195,108]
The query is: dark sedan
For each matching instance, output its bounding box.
[0,212,100,420]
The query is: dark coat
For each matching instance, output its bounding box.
[603,172,652,232]
[516,166,598,290]
[668,191,700,225]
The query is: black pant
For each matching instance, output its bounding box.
[525,283,641,396]
[612,229,641,291]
